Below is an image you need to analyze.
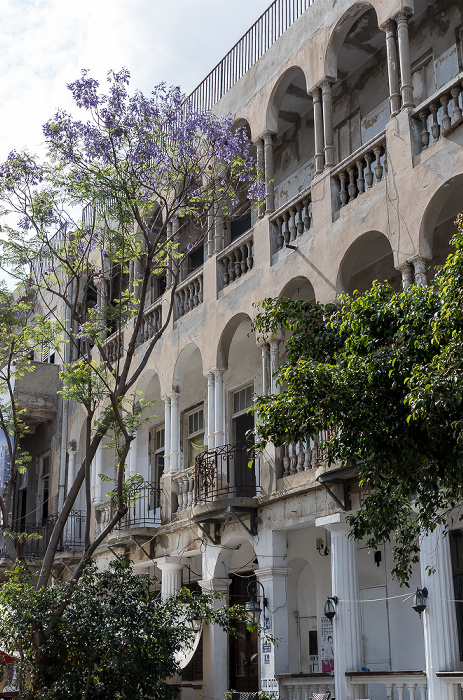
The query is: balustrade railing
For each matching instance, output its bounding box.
[412,72,463,152]
[218,230,254,290]
[277,674,335,700]
[173,468,195,514]
[187,0,315,112]
[0,511,86,559]
[331,131,387,209]
[96,481,161,535]
[347,671,427,699]
[137,300,162,346]
[271,187,312,252]
[281,427,337,476]
[194,442,258,503]
[102,330,124,363]
[175,269,203,319]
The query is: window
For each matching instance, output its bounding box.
[187,245,204,276]
[186,407,206,469]
[230,211,252,242]
[149,425,165,509]
[39,454,50,523]
[148,273,166,306]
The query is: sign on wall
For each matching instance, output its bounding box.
[260,616,279,696]
[320,616,334,673]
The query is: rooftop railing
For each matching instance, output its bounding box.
[186,0,315,112]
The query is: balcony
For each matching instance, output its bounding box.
[194,442,258,503]
[137,298,162,346]
[346,671,427,699]
[96,481,160,537]
[13,361,60,430]
[175,268,204,320]
[217,228,254,293]
[412,71,463,155]
[270,185,312,257]
[0,511,85,560]
[276,674,335,699]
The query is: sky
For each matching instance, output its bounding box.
[0,0,273,161]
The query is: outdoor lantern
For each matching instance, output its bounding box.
[190,615,203,633]
[324,596,338,620]
[245,580,267,625]
[412,587,428,618]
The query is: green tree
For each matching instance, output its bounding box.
[0,558,254,699]
[253,214,463,585]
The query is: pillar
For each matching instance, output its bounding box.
[163,396,171,473]
[420,524,460,700]
[269,337,282,395]
[157,556,184,601]
[412,256,428,286]
[396,11,414,109]
[67,446,77,492]
[263,132,275,213]
[170,392,180,472]
[128,433,137,478]
[311,87,325,174]
[207,208,215,257]
[200,576,229,700]
[205,371,215,449]
[383,19,401,116]
[256,138,265,218]
[214,180,224,253]
[397,261,414,289]
[321,79,335,168]
[259,341,271,396]
[316,513,363,700]
[256,567,290,677]
[214,369,225,447]
[166,222,173,287]
[91,446,103,504]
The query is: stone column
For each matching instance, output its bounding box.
[316,513,363,700]
[214,180,224,253]
[263,132,275,213]
[256,138,265,218]
[383,19,401,116]
[91,446,103,504]
[311,86,325,174]
[163,396,171,473]
[270,337,283,395]
[321,79,336,168]
[67,446,77,492]
[420,524,460,700]
[396,11,414,109]
[128,433,137,478]
[205,371,215,449]
[157,556,184,601]
[397,261,414,289]
[200,577,229,700]
[412,256,428,286]
[170,392,181,472]
[259,341,271,396]
[256,566,290,679]
[207,208,215,258]
[214,369,225,447]
[166,222,173,287]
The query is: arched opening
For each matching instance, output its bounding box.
[268,67,315,210]
[337,231,400,295]
[420,176,463,280]
[224,119,258,249]
[279,275,316,302]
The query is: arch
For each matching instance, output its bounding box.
[232,118,252,140]
[173,343,203,392]
[336,230,399,295]
[279,275,316,302]
[216,312,253,370]
[324,2,381,78]
[134,367,161,401]
[419,174,463,261]
[266,65,310,135]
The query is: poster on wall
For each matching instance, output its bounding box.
[320,617,334,674]
[260,617,279,696]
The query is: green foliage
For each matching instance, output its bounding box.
[254,214,463,585]
[0,559,255,699]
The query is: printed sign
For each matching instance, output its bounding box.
[320,616,334,674]
[260,616,279,696]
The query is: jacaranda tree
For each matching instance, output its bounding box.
[254,214,463,586]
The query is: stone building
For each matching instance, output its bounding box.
[2,0,463,698]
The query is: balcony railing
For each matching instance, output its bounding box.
[0,511,86,559]
[96,481,161,535]
[137,299,162,346]
[175,268,204,319]
[277,674,335,699]
[172,467,195,514]
[102,329,124,364]
[347,671,427,699]
[217,229,254,291]
[270,186,312,253]
[412,72,463,153]
[281,427,337,476]
[331,131,387,210]
[194,442,258,503]
[187,0,315,112]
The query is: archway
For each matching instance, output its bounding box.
[337,231,400,294]
[420,175,463,278]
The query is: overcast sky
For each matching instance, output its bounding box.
[0,0,272,161]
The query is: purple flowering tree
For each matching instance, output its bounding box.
[0,68,263,599]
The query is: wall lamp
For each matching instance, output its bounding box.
[189,592,206,632]
[316,538,330,557]
[245,580,268,625]
[324,595,338,620]
[412,587,428,618]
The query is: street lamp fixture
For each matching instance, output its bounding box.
[245,580,268,625]
[412,587,428,618]
[324,595,338,620]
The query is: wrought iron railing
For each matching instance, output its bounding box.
[0,510,86,559]
[102,481,161,530]
[194,442,258,503]
[186,0,315,112]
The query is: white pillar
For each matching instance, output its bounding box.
[269,339,281,395]
[166,222,173,287]
[214,369,225,447]
[205,371,215,450]
[163,396,171,473]
[311,86,325,174]
[316,513,363,700]
[92,446,103,504]
[67,447,76,492]
[256,138,265,218]
[259,341,271,396]
[397,261,414,289]
[169,392,180,473]
[263,132,275,213]
[128,433,137,478]
[383,19,401,116]
[321,79,335,168]
[256,566,290,678]
[157,556,184,601]
[420,525,460,700]
[396,11,414,109]
[411,256,428,286]
[200,577,229,700]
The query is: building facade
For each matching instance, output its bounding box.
[2,0,463,698]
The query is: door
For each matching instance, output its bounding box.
[229,574,258,692]
[232,386,255,496]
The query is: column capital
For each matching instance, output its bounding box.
[319,76,336,90]
[204,369,216,380]
[169,390,182,403]
[199,577,229,593]
[261,131,276,143]
[309,85,322,100]
[162,394,171,404]
[156,555,184,572]
[395,9,413,22]
[380,17,397,34]
[255,567,291,580]
[316,512,352,533]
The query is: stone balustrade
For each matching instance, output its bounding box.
[217,229,254,290]
[172,467,195,514]
[347,671,427,700]
[270,186,312,252]
[331,131,387,210]
[95,500,112,536]
[175,269,203,319]
[282,427,337,476]
[412,72,463,152]
[137,299,162,346]
[102,330,124,364]
[277,674,335,700]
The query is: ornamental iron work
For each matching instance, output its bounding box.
[194,442,258,503]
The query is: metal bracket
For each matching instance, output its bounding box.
[319,480,350,512]
[227,508,257,537]
[195,521,221,546]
